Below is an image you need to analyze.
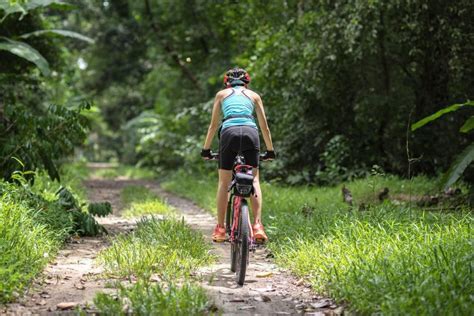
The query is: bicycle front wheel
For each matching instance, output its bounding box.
[235,199,250,285]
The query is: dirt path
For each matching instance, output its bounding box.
[4,170,341,315]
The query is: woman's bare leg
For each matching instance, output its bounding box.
[250,169,262,224]
[217,169,233,226]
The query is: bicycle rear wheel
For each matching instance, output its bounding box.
[235,199,250,285]
[229,196,237,272]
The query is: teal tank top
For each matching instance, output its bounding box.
[221,86,258,130]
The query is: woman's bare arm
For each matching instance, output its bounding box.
[254,94,274,151]
[203,92,223,149]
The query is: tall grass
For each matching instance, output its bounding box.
[0,183,65,303]
[0,163,93,303]
[164,170,473,315]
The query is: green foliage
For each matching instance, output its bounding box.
[413,101,474,189]
[0,183,63,303]
[94,280,209,316]
[18,29,95,44]
[411,101,474,131]
[71,0,474,183]
[88,201,112,217]
[0,169,83,303]
[460,116,474,133]
[165,170,473,314]
[0,0,69,21]
[442,143,474,190]
[0,37,50,75]
[0,0,93,180]
[314,135,365,185]
[98,217,214,279]
[56,186,107,236]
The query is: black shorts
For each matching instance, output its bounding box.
[219,126,260,170]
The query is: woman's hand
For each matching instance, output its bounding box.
[261,150,276,161]
[201,148,213,160]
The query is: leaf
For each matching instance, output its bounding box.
[25,0,69,11]
[0,0,70,21]
[411,101,474,131]
[460,116,474,133]
[441,142,474,190]
[0,2,27,21]
[0,37,50,75]
[19,29,95,44]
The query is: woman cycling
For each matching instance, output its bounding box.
[201,67,275,243]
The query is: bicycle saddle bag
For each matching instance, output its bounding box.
[234,171,254,197]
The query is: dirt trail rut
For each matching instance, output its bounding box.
[3,169,341,315]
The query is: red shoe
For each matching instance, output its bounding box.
[212,224,226,242]
[252,223,268,244]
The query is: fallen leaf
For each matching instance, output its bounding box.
[296,278,304,286]
[256,272,273,278]
[56,302,78,310]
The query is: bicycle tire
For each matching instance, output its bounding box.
[229,196,237,272]
[235,199,250,285]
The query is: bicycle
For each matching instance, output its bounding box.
[209,152,264,285]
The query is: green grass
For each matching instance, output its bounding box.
[94,280,209,315]
[120,185,174,217]
[98,217,214,279]
[163,170,473,315]
[0,164,92,303]
[0,162,112,303]
[0,188,64,303]
[95,217,215,314]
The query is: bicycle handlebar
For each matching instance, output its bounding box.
[205,152,272,162]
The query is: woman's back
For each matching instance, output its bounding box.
[221,86,257,130]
